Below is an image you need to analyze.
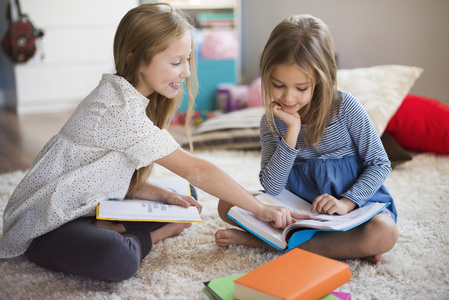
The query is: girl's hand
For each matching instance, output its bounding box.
[163,193,203,214]
[270,101,301,128]
[311,194,356,215]
[270,102,302,148]
[257,204,312,229]
[131,181,202,214]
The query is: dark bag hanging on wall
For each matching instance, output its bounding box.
[1,0,44,63]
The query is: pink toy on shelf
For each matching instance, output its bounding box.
[201,28,239,59]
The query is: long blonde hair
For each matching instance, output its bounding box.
[260,14,340,147]
[113,3,198,197]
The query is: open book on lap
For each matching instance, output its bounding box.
[227,189,388,252]
[96,176,201,223]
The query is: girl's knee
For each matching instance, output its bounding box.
[217,199,232,221]
[377,213,398,242]
[90,238,142,281]
[366,213,398,253]
[73,233,144,281]
[86,259,139,282]
[98,255,140,281]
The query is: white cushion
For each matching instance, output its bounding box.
[337,65,423,135]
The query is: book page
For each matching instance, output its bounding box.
[229,188,388,250]
[289,202,387,231]
[255,190,314,215]
[97,199,202,222]
[256,189,387,231]
[96,176,201,223]
[228,189,315,250]
[228,206,287,250]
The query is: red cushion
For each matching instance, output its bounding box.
[385,94,449,154]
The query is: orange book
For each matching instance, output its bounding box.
[234,248,351,300]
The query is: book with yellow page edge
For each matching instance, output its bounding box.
[228,188,388,252]
[233,248,351,300]
[96,176,201,223]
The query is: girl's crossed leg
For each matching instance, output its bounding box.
[26,217,190,281]
[215,199,398,264]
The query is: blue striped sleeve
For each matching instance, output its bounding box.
[339,93,391,207]
[259,115,298,195]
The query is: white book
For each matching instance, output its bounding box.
[228,189,388,252]
[96,176,201,223]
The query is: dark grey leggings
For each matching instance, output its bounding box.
[25,217,164,281]
[25,186,197,282]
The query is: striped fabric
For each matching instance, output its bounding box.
[259,91,391,208]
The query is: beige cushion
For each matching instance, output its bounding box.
[337,64,423,135]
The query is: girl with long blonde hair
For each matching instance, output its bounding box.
[0,3,300,281]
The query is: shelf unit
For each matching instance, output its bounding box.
[164,0,241,111]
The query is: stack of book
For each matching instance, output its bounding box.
[203,248,351,300]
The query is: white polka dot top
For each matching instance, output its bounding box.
[0,74,179,258]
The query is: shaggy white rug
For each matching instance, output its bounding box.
[0,150,448,300]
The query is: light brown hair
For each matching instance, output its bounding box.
[113,3,198,197]
[260,14,340,147]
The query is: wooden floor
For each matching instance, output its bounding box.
[0,108,188,175]
[0,108,73,174]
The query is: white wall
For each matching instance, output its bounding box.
[240,0,449,105]
[0,0,138,114]
[2,0,448,111]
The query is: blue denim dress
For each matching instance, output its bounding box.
[286,154,397,223]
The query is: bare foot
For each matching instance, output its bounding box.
[215,228,272,249]
[94,220,126,234]
[151,223,192,244]
[363,254,382,264]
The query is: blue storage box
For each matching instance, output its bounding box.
[179,59,236,111]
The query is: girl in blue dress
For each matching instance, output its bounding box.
[216,14,398,263]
